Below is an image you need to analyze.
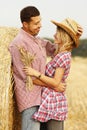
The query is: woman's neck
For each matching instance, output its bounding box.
[58,45,69,53]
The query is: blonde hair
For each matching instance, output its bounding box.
[57,27,75,52]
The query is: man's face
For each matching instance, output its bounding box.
[24,16,42,36]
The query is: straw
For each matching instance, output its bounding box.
[17,46,35,90]
[0,26,21,130]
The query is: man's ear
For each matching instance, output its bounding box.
[23,22,28,28]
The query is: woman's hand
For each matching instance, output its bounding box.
[23,66,40,77]
[77,25,83,37]
[54,82,66,92]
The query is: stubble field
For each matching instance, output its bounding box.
[65,57,87,130]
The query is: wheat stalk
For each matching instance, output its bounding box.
[17,46,35,91]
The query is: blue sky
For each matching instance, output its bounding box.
[0,0,87,39]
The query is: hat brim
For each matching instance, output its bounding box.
[51,20,79,47]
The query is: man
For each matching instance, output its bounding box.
[9,6,83,130]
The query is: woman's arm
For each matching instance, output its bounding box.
[33,78,48,86]
[37,67,65,88]
[23,67,66,92]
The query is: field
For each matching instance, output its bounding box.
[65,57,87,130]
[0,27,87,130]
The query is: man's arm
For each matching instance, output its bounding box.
[45,40,56,56]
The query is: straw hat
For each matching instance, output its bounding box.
[51,18,80,47]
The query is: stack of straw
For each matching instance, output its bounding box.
[0,27,21,130]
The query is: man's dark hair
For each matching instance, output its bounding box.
[20,6,40,23]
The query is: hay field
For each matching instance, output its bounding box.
[65,57,87,130]
[0,27,87,130]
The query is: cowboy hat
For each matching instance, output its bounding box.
[51,18,80,47]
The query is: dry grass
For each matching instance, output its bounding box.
[0,27,87,130]
[0,48,13,130]
[0,27,21,130]
[65,57,87,130]
[17,46,35,90]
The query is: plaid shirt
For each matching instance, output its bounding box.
[33,52,71,122]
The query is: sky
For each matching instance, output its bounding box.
[0,0,87,39]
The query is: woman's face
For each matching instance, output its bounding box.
[54,31,62,45]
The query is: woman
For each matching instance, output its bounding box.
[23,18,83,130]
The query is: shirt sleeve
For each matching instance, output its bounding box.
[41,39,56,56]
[37,37,56,57]
[52,53,70,69]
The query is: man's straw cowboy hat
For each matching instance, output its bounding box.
[51,18,80,47]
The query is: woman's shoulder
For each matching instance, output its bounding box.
[55,52,71,58]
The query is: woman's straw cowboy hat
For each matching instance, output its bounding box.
[51,18,80,47]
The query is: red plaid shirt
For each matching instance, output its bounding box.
[33,52,71,122]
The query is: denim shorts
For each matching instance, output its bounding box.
[21,106,40,130]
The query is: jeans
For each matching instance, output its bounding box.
[21,106,40,130]
[40,120,64,130]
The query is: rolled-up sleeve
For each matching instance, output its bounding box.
[45,40,56,56]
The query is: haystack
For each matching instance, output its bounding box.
[0,27,21,130]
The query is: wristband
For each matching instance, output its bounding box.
[38,74,41,79]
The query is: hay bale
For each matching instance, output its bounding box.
[0,27,21,130]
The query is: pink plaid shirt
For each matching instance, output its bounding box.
[33,52,71,122]
[9,29,55,112]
